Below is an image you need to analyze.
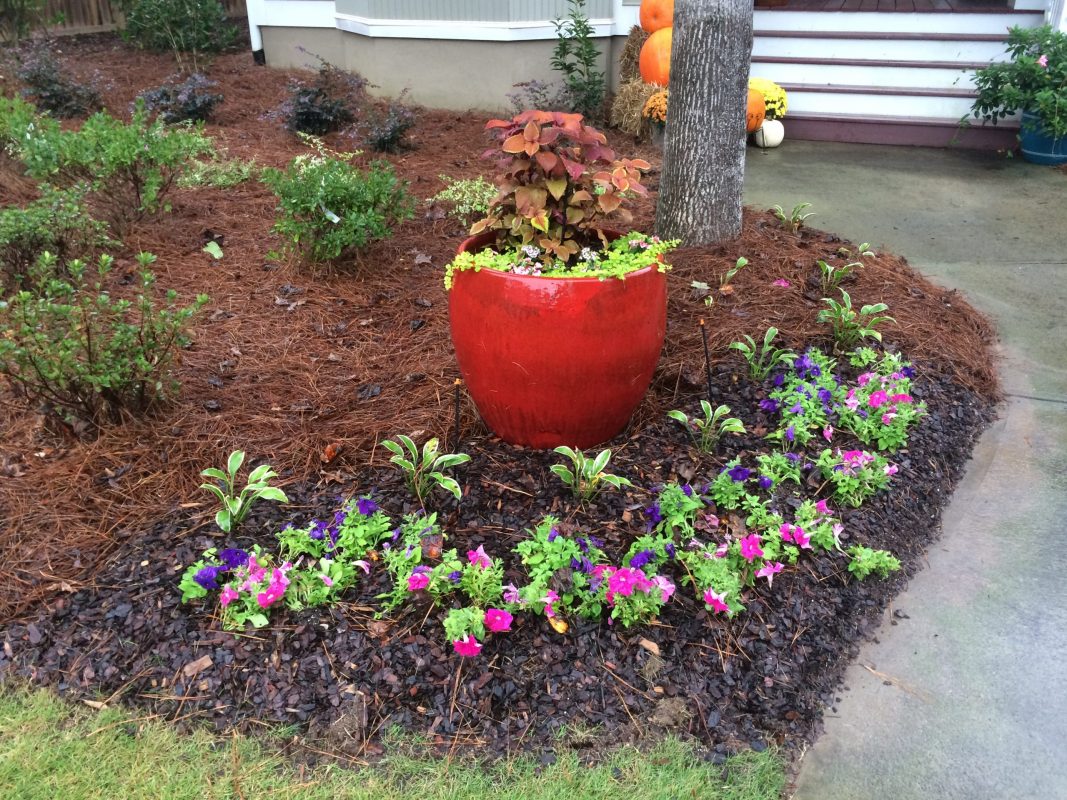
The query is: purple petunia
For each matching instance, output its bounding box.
[682,483,693,497]
[785,452,800,463]
[785,425,795,443]
[818,388,834,405]
[629,549,655,569]
[759,398,779,413]
[728,465,751,483]
[773,373,786,387]
[664,542,676,559]
[356,497,378,516]
[758,475,773,490]
[308,520,327,541]
[448,570,462,584]
[547,527,559,543]
[219,549,249,570]
[901,366,916,378]
[789,402,803,414]
[193,564,223,590]
[646,503,663,526]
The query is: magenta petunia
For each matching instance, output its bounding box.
[740,534,764,562]
[452,635,483,657]
[467,545,492,569]
[868,390,889,409]
[407,572,429,592]
[704,588,730,614]
[772,279,791,288]
[219,586,239,607]
[484,608,513,633]
[756,561,784,585]
[814,499,831,515]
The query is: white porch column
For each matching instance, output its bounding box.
[1048,0,1067,31]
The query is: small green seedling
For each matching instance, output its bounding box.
[668,401,745,454]
[200,450,288,532]
[817,290,895,349]
[771,202,814,233]
[550,446,632,502]
[729,326,796,380]
[382,434,470,507]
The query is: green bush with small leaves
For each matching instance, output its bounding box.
[0,186,113,291]
[14,101,214,234]
[0,250,208,427]
[120,0,236,69]
[261,137,413,265]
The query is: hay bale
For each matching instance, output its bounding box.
[618,25,648,84]
[611,79,658,138]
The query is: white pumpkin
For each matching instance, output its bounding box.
[754,119,785,148]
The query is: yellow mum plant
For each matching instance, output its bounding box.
[748,78,787,120]
[642,89,669,125]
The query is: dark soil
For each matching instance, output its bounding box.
[0,32,998,768]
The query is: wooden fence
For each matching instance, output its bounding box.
[40,0,248,37]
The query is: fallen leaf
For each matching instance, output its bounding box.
[182,655,213,678]
[638,638,661,656]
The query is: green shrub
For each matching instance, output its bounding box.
[0,251,208,427]
[261,138,413,265]
[16,101,214,234]
[1,0,47,43]
[120,0,235,69]
[15,44,101,118]
[0,94,45,152]
[0,186,113,290]
[428,175,497,228]
[550,0,606,121]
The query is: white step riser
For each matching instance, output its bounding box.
[754,9,1045,34]
[785,90,980,119]
[753,35,1011,62]
[752,62,980,91]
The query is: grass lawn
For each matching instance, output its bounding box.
[0,687,784,800]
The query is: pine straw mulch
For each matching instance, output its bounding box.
[0,33,998,623]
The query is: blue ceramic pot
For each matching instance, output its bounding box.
[1019,111,1067,166]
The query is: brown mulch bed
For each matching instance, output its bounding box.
[0,32,999,765]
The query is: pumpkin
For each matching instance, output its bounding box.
[753,118,785,148]
[746,88,766,133]
[639,28,672,87]
[639,0,674,33]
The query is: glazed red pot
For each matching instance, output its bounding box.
[448,230,667,449]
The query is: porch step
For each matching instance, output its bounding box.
[782,111,1019,149]
[749,9,1043,147]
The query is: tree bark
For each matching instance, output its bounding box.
[655,0,753,245]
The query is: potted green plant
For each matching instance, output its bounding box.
[445,110,677,449]
[970,25,1067,165]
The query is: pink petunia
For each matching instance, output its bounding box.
[884,464,899,476]
[823,425,834,442]
[607,567,640,598]
[890,393,913,404]
[704,588,730,614]
[353,560,370,574]
[779,523,795,543]
[713,542,728,559]
[503,583,521,604]
[653,575,676,603]
[453,635,483,658]
[467,545,492,569]
[756,561,784,585]
[740,534,764,562]
[1038,53,1048,68]
[772,279,791,288]
[792,527,812,549]
[407,572,429,592]
[542,589,560,618]
[484,608,513,633]
[219,586,239,607]
[857,373,874,387]
[814,499,831,516]
[868,390,889,409]
[881,412,897,425]
[319,574,334,587]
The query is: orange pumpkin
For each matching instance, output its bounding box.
[640,0,674,33]
[746,88,766,133]
[639,27,672,87]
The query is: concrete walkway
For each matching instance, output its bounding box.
[743,141,1067,800]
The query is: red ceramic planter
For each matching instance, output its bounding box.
[448,231,667,449]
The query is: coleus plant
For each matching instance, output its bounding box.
[471,110,650,263]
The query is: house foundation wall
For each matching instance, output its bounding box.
[261,26,629,113]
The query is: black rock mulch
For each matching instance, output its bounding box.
[0,360,994,765]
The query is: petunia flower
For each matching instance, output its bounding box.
[219,549,249,570]
[608,567,640,597]
[353,560,370,574]
[502,583,521,604]
[629,549,655,570]
[542,589,560,618]
[407,571,430,592]
[484,608,513,633]
[713,542,729,558]
[740,534,764,562]
[1038,53,1048,68]
[868,390,889,409]
[467,545,492,569]
[653,575,675,602]
[785,425,795,443]
[756,561,784,585]
[728,465,751,483]
[792,528,812,549]
[823,425,834,442]
[704,588,730,614]
[884,464,899,476]
[453,635,483,658]
[219,586,239,607]
[758,475,773,490]
[194,565,223,591]
[772,279,791,288]
[356,497,378,516]
[319,574,334,587]
[814,499,831,515]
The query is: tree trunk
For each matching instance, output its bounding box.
[655,0,753,245]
